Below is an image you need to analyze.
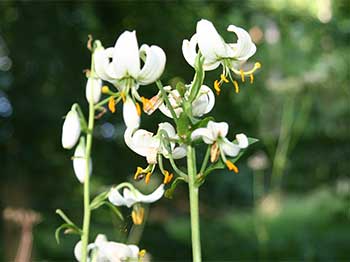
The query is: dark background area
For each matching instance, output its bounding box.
[1,1,349,261]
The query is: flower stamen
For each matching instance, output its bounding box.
[135,102,141,116]
[163,170,173,184]
[131,206,145,225]
[120,92,126,103]
[233,80,240,94]
[108,97,116,113]
[134,166,144,180]
[226,160,239,173]
[101,85,110,94]
[214,80,221,96]
[240,69,245,82]
[220,74,229,83]
[138,249,147,258]
[145,172,152,184]
[250,74,254,84]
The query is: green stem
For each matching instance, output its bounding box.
[187,145,202,262]
[156,80,179,125]
[81,55,96,262]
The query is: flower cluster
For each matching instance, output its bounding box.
[59,18,260,261]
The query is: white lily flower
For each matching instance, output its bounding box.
[85,77,102,104]
[73,139,92,183]
[159,85,215,118]
[183,19,261,95]
[61,107,81,149]
[191,121,249,172]
[124,122,186,164]
[123,96,141,129]
[109,184,165,208]
[74,234,141,262]
[94,31,166,126]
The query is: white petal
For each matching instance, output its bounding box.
[94,47,117,82]
[124,128,159,158]
[227,25,256,61]
[138,44,166,85]
[207,121,229,139]
[74,241,82,262]
[197,19,232,62]
[172,145,187,159]
[182,34,198,68]
[158,89,183,118]
[236,133,249,148]
[108,187,129,207]
[73,139,92,183]
[221,137,241,157]
[182,33,221,71]
[112,31,140,79]
[192,85,215,117]
[138,184,165,203]
[62,108,81,149]
[123,96,140,129]
[127,245,140,258]
[158,122,176,138]
[122,188,139,208]
[85,78,102,104]
[99,241,134,262]
[191,127,215,144]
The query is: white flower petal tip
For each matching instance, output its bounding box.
[109,184,165,208]
[227,24,257,61]
[85,77,102,104]
[123,97,141,129]
[73,139,92,183]
[192,85,215,117]
[236,133,249,148]
[138,44,166,85]
[61,108,81,149]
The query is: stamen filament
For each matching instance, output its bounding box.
[240,69,245,82]
[134,166,144,180]
[220,74,229,83]
[250,74,254,84]
[145,172,152,184]
[233,81,240,94]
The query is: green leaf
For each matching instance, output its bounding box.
[103,201,124,221]
[165,177,186,199]
[90,191,109,210]
[177,112,191,137]
[55,223,81,244]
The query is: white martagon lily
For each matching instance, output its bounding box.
[73,138,92,183]
[109,183,165,208]
[158,84,215,118]
[191,120,249,173]
[74,234,142,262]
[124,122,186,165]
[61,106,81,149]
[182,19,261,95]
[94,31,166,128]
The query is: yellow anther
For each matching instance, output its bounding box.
[131,207,145,225]
[233,80,240,94]
[240,69,245,82]
[135,102,141,116]
[134,167,144,180]
[145,172,152,184]
[214,80,221,95]
[108,97,116,113]
[101,85,110,94]
[250,74,254,84]
[226,160,239,173]
[163,171,173,184]
[141,96,154,112]
[220,74,229,83]
[255,62,262,69]
[210,142,220,163]
[139,249,146,258]
[120,92,126,103]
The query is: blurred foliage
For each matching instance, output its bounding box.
[0,0,349,261]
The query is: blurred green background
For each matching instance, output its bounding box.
[1,0,349,261]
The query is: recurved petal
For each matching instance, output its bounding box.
[220,137,241,157]
[108,187,129,207]
[207,121,229,139]
[236,133,249,148]
[123,96,140,129]
[197,19,230,62]
[172,145,187,159]
[94,47,117,82]
[191,127,215,144]
[182,34,198,68]
[192,85,215,117]
[112,31,140,79]
[227,25,256,61]
[85,77,102,104]
[62,108,81,149]
[138,184,165,203]
[158,122,176,138]
[138,44,166,85]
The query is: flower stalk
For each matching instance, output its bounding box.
[81,51,96,262]
[187,145,202,262]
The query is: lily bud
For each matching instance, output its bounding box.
[61,107,81,149]
[85,77,102,104]
[73,138,92,183]
[123,96,140,129]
